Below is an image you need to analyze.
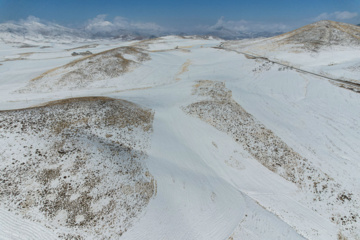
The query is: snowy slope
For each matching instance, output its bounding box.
[0,23,360,239]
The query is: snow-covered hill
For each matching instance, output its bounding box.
[0,21,360,240]
[19,46,150,92]
[223,20,360,90]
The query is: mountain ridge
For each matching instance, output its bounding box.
[0,16,284,43]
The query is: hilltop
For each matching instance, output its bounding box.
[275,20,360,50]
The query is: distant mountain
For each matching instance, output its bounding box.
[0,17,87,43]
[203,25,282,40]
[0,16,165,44]
[0,16,285,43]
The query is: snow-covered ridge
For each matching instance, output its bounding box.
[0,16,286,44]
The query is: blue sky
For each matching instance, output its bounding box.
[0,0,359,32]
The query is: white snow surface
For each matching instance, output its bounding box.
[0,33,359,240]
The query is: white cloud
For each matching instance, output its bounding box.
[314,13,330,21]
[210,17,248,32]
[22,16,41,23]
[315,11,358,21]
[84,15,165,36]
[334,11,358,20]
[85,15,113,33]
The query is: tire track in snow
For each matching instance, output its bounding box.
[0,208,57,240]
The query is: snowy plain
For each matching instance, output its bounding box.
[0,32,359,240]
